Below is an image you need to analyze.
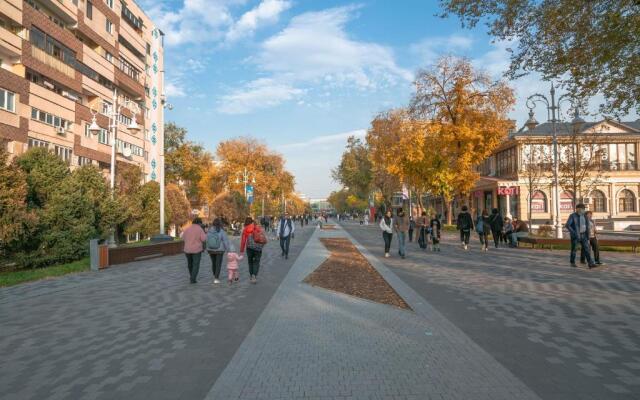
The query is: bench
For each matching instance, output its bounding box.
[517,236,639,252]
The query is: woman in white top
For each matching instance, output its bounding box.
[379,210,394,258]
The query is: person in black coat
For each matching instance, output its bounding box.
[488,208,503,248]
[456,205,474,250]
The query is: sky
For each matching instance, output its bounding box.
[136,0,635,199]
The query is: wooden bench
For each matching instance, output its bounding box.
[518,236,639,252]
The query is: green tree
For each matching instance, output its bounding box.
[16,147,69,208]
[125,181,172,237]
[331,136,372,200]
[440,0,640,116]
[0,148,37,256]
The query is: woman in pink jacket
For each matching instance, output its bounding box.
[180,217,206,284]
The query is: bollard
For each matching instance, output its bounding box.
[89,239,99,271]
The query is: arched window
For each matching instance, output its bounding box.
[591,190,607,213]
[560,191,574,211]
[531,190,547,213]
[618,189,636,212]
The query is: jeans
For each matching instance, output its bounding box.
[460,229,470,245]
[208,251,224,279]
[383,231,393,253]
[279,235,291,256]
[571,235,594,265]
[246,248,262,276]
[185,252,202,283]
[580,237,600,264]
[397,231,406,257]
[418,227,427,249]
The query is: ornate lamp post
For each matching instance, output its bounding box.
[526,83,583,238]
[235,167,256,200]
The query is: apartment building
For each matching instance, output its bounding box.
[0,0,164,182]
[425,116,640,230]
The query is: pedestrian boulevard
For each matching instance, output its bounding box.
[1,221,639,400]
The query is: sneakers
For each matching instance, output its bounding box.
[385,253,390,258]
[463,244,468,250]
[570,263,577,268]
[250,275,257,284]
[213,279,220,284]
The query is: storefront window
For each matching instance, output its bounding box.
[531,191,547,213]
[560,191,574,211]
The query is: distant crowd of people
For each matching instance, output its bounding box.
[375,203,604,269]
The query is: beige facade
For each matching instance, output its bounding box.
[458,119,640,230]
[0,0,163,180]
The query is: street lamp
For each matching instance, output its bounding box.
[235,167,256,200]
[526,82,581,239]
[89,89,142,245]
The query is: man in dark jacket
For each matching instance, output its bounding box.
[456,205,474,250]
[565,203,595,268]
[488,208,503,248]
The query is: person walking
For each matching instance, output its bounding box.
[277,212,295,259]
[180,217,207,284]
[240,217,267,283]
[379,210,394,258]
[429,212,441,251]
[394,208,409,259]
[476,209,490,251]
[417,211,429,250]
[456,206,474,250]
[488,208,503,248]
[580,210,603,266]
[226,245,243,284]
[206,218,231,284]
[408,216,416,243]
[565,203,596,269]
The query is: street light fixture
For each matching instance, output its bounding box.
[526,82,581,239]
[236,167,256,200]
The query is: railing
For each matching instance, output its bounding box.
[30,45,75,78]
[521,161,638,172]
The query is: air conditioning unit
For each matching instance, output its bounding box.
[61,91,79,101]
[43,80,55,90]
[55,126,66,135]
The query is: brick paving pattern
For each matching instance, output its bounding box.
[206,225,541,400]
[0,226,314,400]
[342,222,640,400]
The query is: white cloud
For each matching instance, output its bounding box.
[410,34,474,65]
[278,129,366,150]
[165,80,186,98]
[218,78,304,114]
[218,5,412,114]
[226,0,291,42]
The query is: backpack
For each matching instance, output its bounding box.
[459,213,471,231]
[475,217,484,233]
[248,225,268,251]
[206,229,222,250]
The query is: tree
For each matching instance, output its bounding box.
[332,136,372,200]
[166,183,191,231]
[0,148,36,256]
[125,181,172,237]
[439,0,640,116]
[16,147,69,208]
[410,56,515,222]
[164,122,211,203]
[327,190,350,214]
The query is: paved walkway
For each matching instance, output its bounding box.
[0,225,314,400]
[206,224,540,400]
[341,222,640,400]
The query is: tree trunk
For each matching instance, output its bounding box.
[446,199,453,225]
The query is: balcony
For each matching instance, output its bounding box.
[30,45,75,78]
[601,161,638,171]
[0,25,21,56]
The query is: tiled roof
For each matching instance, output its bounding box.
[512,120,640,137]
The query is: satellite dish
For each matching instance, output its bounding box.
[122,147,132,158]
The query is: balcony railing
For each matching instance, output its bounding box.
[521,161,638,172]
[30,45,75,78]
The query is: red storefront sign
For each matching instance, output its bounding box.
[497,186,520,196]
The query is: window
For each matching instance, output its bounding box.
[590,190,607,213]
[105,19,112,34]
[31,107,70,128]
[105,0,113,8]
[118,57,140,81]
[86,1,93,19]
[618,189,636,213]
[0,88,16,112]
[560,191,574,211]
[54,145,72,164]
[29,27,76,66]
[605,143,637,170]
[98,129,109,145]
[531,191,547,213]
[496,147,517,176]
[118,113,132,126]
[28,138,49,149]
[101,101,112,115]
[105,51,113,63]
[78,156,92,166]
[121,4,143,30]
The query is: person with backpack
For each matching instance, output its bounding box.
[277,212,295,259]
[240,217,268,284]
[180,217,207,284]
[429,212,441,251]
[476,209,490,251]
[456,205,474,250]
[488,208,503,248]
[206,218,231,284]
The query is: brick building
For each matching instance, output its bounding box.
[0,0,164,181]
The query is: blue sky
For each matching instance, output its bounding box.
[137,0,612,198]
